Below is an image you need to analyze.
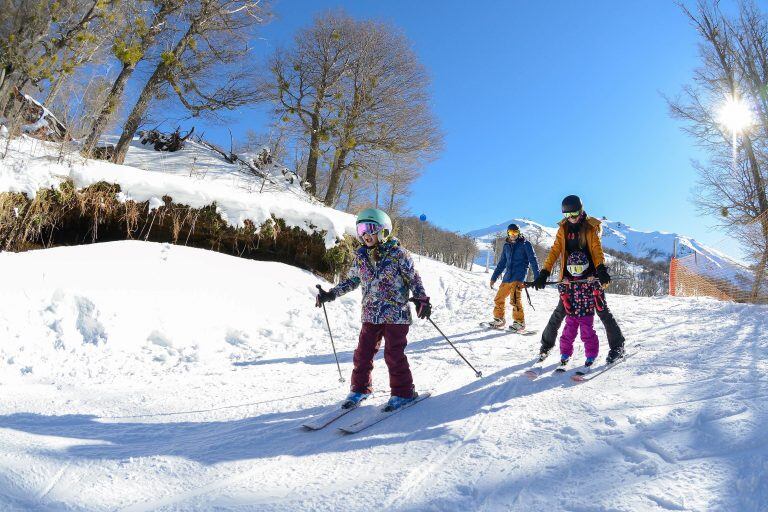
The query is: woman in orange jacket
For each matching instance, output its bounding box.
[532,195,626,364]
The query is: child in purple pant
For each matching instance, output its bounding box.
[557,251,604,367]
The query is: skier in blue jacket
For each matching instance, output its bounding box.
[486,224,540,331]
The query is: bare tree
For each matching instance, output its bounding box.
[0,0,113,116]
[81,0,183,156]
[264,11,354,196]
[111,0,269,164]
[669,0,768,299]
[322,19,442,205]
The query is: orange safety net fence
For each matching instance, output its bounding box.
[669,212,768,304]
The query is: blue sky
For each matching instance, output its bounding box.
[183,0,741,257]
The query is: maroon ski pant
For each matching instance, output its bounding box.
[351,323,414,398]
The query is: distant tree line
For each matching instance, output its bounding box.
[396,216,476,270]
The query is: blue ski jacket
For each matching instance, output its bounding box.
[491,236,540,283]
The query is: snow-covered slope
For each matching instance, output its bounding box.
[0,135,356,247]
[0,241,765,511]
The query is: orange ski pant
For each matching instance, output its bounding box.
[493,281,525,323]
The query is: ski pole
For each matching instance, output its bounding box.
[410,299,482,378]
[523,285,535,310]
[428,318,482,378]
[316,285,345,383]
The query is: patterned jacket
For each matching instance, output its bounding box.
[331,239,429,325]
[557,280,604,317]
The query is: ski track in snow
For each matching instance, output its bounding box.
[0,242,766,511]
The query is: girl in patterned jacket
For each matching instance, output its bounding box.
[556,250,604,368]
[316,208,431,412]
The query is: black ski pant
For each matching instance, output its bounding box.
[540,297,625,353]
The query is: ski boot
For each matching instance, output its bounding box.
[342,391,371,409]
[537,347,550,362]
[509,321,525,333]
[606,347,625,365]
[584,357,596,367]
[383,391,419,412]
[554,354,570,373]
[487,317,505,329]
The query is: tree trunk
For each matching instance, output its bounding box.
[113,22,197,164]
[344,179,354,211]
[324,147,348,205]
[111,67,163,164]
[0,71,19,116]
[743,137,768,215]
[304,112,320,195]
[751,244,768,300]
[82,63,135,156]
[44,72,68,108]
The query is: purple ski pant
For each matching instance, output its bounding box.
[559,314,599,359]
[351,323,414,398]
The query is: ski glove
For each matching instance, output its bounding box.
[315,286,336,307]
[533,269,550,290]
[595,264,611,286]
[410,297,432,319]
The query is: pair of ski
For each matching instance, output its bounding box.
[478,322,538,336]
[524,353,631,383]
[302,392,431,434]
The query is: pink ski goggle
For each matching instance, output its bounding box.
[356,222,382,238]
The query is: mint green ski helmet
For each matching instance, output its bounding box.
[356,208,393,241]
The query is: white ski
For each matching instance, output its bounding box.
[570,365,593,382]
[508,327,538,336]
[571,352,633,383]
[479,321,505,330]
[302,402,362,430]
[337,392,431,434]
[523,363,547,379]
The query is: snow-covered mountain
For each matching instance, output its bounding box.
[0,241,765,511]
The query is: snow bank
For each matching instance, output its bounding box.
[0,135,357,248]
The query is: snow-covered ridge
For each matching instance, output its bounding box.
[0,135,357,248]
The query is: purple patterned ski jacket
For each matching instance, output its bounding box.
[331,239,429,325]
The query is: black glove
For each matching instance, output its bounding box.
[410,297,432,319]
[315,286,336,307]
[533,269,550,290]
[595,264,611,286]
